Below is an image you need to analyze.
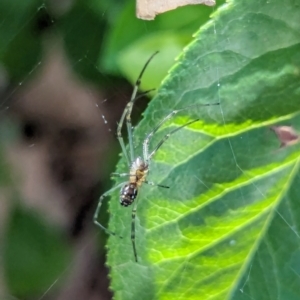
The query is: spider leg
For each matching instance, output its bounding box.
[111,173,138,185]
[143,102,219,163]
[130,180,168,263]
[148,119,199,160]
[117,52,159,166]
[131,197,140,262]
[93,182,125,238]
[143,110,178,162]
[117,104,133,167]
[144,180,169,188]
[111,172,131,177]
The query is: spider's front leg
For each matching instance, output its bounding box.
[117,52,159,166]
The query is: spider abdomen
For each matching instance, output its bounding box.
[120,183,138,207]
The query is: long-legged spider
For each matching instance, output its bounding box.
[93,52,219,262]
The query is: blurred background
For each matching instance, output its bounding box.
[0,0,224,299]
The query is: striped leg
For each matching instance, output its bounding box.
[143,103,220,163]
[117,52,159,166]
[93,182,125,238]
[131,198,139,262]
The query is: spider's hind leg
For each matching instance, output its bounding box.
[93,182,125,238]
[131,199,139,262]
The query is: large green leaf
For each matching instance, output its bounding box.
[106,0,300,299]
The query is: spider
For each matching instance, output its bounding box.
[93,52,219,262]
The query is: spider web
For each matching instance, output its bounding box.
[0,2,300,300]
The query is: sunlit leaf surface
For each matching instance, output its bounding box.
[107,0,300,299]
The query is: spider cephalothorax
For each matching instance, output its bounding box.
[130,157,148,184]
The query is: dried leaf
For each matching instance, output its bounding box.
[136,0,215,20]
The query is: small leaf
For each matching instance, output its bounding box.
[118,32,191,92]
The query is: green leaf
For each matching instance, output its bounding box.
[106,0,300,299]
[99,0,225,82]
[118,33,192,92]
